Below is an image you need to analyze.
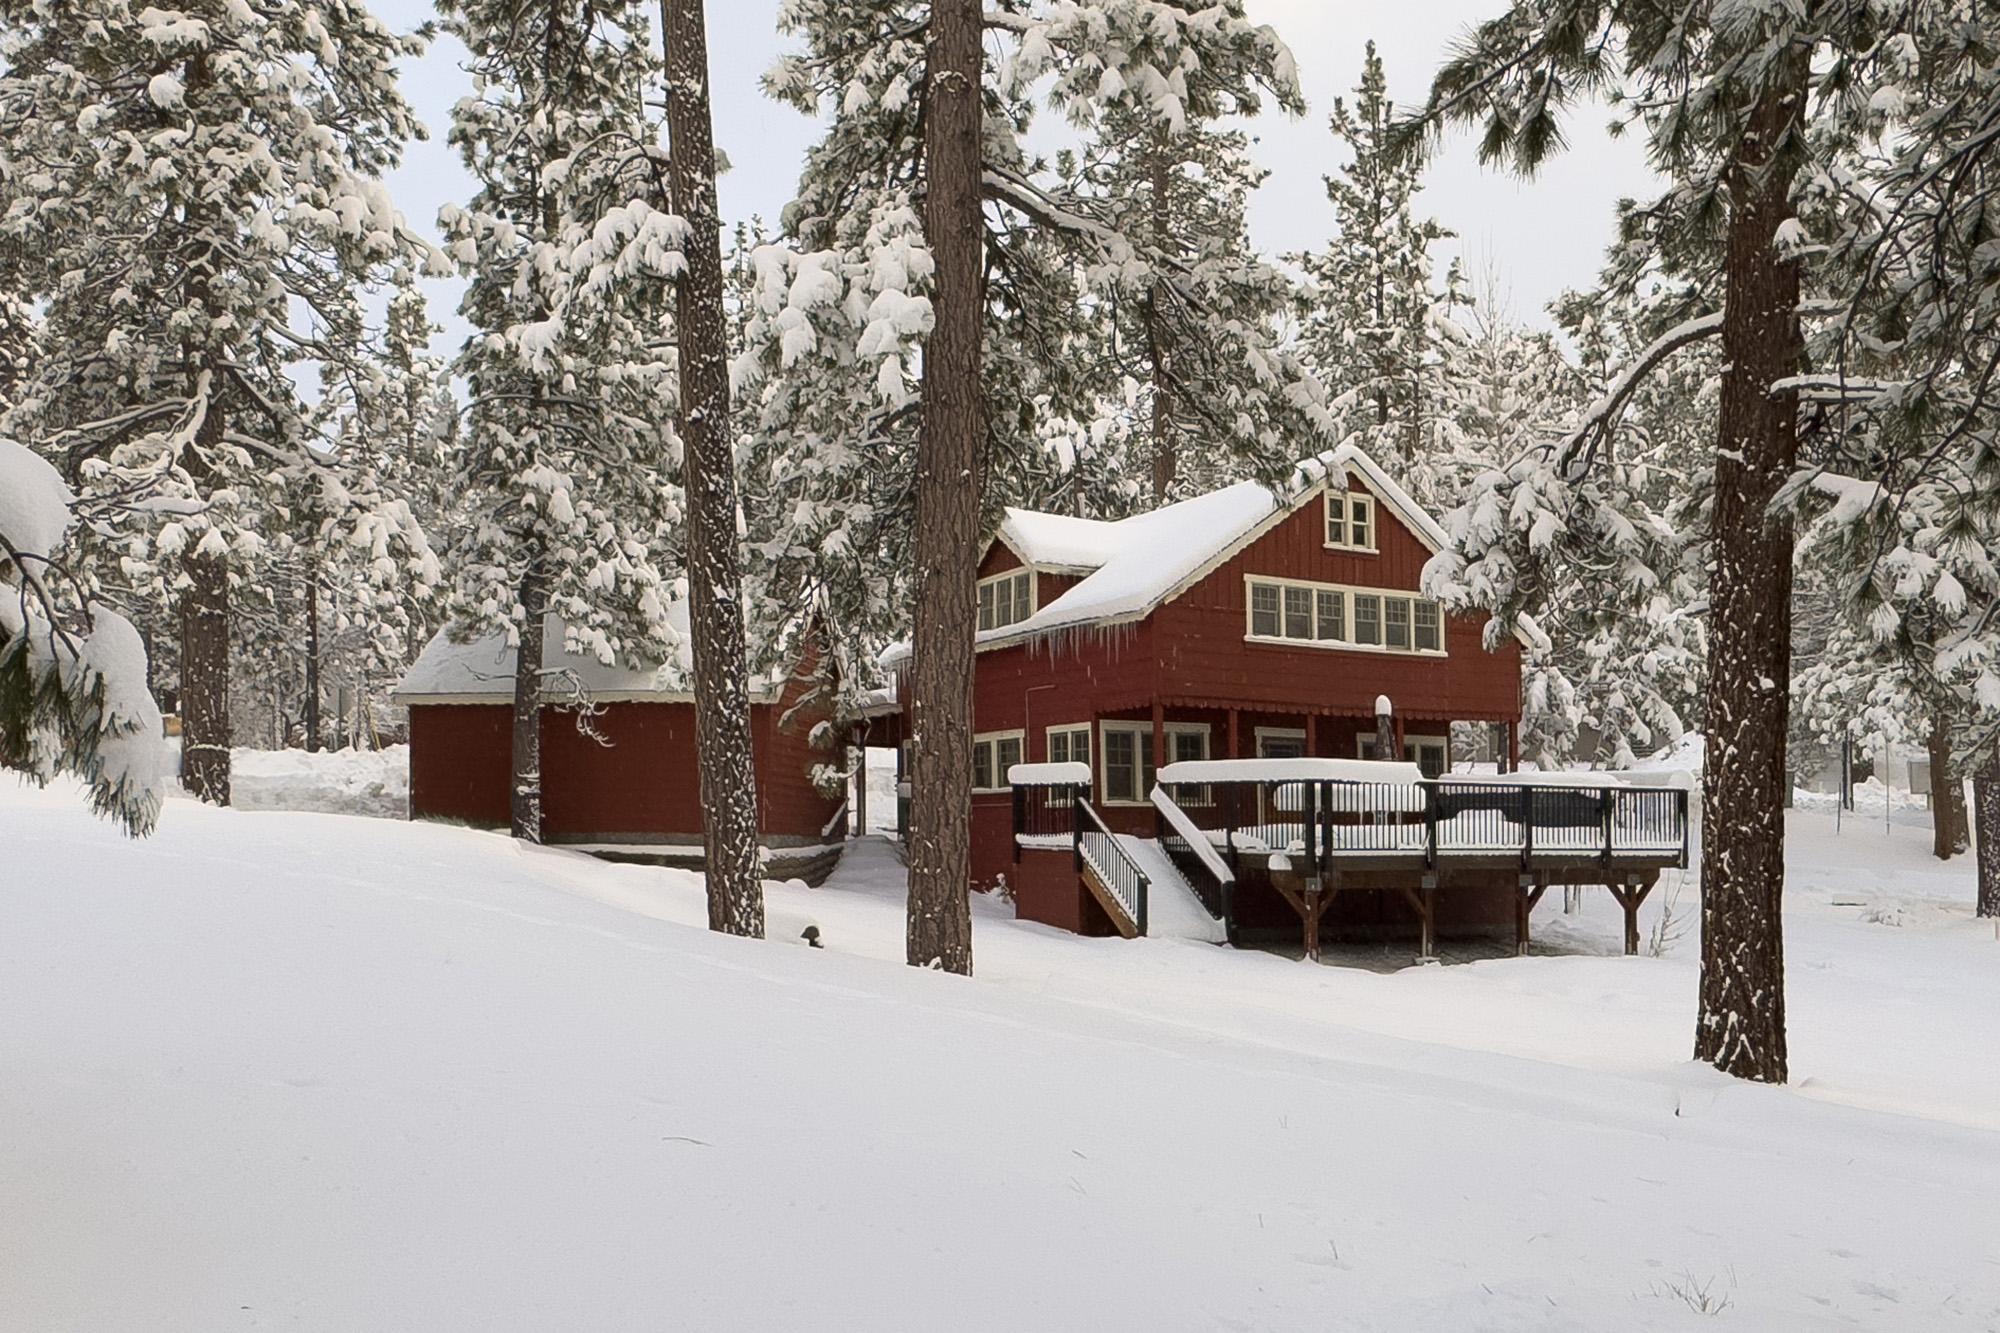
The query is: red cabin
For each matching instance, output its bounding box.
[393,616,846,880]
[888,445,1685,954]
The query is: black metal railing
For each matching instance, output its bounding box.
[1010,780,1083,859]
[1153,788,1231,920]
[1156,776,1690,871]
[1075,794,1149,935]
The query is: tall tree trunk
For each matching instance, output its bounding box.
[662,0,765,938]
[1692,59,1806,1086]
[304,565,321,754]
[511,563,546,843]
[1146,129,1175,502]
[1928,710,1968,859]
[905,0,983,975]
[1975,754,2000,918]
[178,373,231,804]
[180,545,230,804]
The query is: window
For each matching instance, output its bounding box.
[1167,723,1211,805]
[1046,724,1091,769]
[973,730,1024,791]
[1353,593,1382,646]
[1384,597,1411,650]
[1244,576,1445,656]
[977,569,1035,632]
[1250,581,1281,637]
[1324,490,1377,551]
[1283,585,1312,640]
[1315,589,1346,642]
[1100,723,1159,804]
[1359,734,1449,778]
[1413,600,1442,652]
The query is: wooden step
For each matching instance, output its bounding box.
[1078,860,1140,939]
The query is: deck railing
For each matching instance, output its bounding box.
[1010,781,1082,856]
[1075,795,1149,935]
[1154,776,1690,874]
[1152,786,1232,920]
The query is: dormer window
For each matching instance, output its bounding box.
[978,568,1035,631]
[1324,489,1376,552]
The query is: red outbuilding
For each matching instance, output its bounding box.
[393,615,846,880]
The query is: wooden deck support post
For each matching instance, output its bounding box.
[1227,708,1240,760]
[1305,712,1318,758]
[1516,874,1547,956]
[1401,873,1438,962]
[1611,878,1655,956]
[1302,881,1325,963]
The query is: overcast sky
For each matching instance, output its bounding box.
[374,0,1659,349]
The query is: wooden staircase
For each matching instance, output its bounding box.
[1078,858,1140,939]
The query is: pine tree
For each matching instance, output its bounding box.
[660,0,764,938]
[0,0,436,805]
[438,0,686,844]
[745,0,1319,972]
[1297,43,1454,475]
[1403,1,1949,1084]
[0,439,168,834]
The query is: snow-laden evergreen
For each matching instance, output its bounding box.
[436,0,689,841]
[739,0,1327,710]
[0,0,439,805]
[0,440,168,834]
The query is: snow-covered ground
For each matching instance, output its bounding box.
[224,745,409,819]
[4,778,1998,1329]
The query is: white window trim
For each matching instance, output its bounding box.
[1242,574,1448,658]
[977,567,1036,633]
[973,728,1026,793]
[1255,726,1308,758]
[1358,733,1450,772]
[1098,721,1158,806]
[1045,722,1093,769]
[1323,488,1378,553]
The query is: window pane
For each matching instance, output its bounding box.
[997,737,1023,778]
[1349,498,1373,549]
[978,581,994,631]
[1385,597,1411,649]
[1283,586,1312,639]
[1048,731,1068,765]
[1069,728,1090,767]
[1014,572,1032,619]
[1414,600,1441,651]
[1250,582,1280,636]
[1316,589,1345,641]
[1104,730,1135,802]
[973,741,993,790]
[1173,728,1207,763]
[1353,595,1381,645]
[1325,495,1345,546]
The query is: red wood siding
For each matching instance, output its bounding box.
[408,704,512,826]
[1151,477,1521,723]
[407,682,840,847]
[756,640,845,842]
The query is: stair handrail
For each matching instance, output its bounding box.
[1073,791,1150,936]
[1149,784,1235,888]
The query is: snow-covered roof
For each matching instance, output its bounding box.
[878,441,1538,666]
[978,442,1477,648]
[394,611,785,705]
[989,480,1278,641]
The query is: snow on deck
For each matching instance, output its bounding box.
[5,780,2000,1329]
